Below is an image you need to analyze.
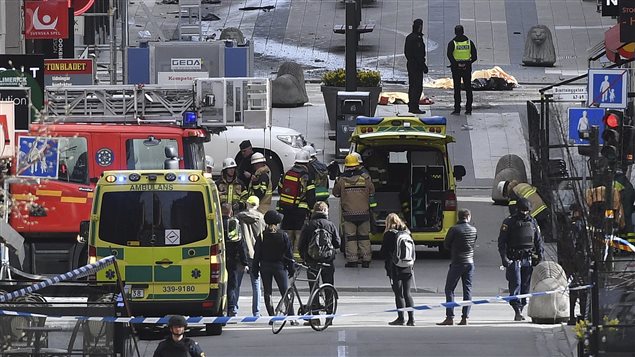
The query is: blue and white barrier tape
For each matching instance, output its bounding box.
[0,284,592,325]
[390,284,593,313]
[0,256,116,303]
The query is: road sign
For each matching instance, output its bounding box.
[16,136,60,179]
[587,69,628,108]
[603,0,620,16]
[568,108,606,144]
[620,0,635,43]
[552,86,588,102]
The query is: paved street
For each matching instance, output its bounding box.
[130,293,575,357]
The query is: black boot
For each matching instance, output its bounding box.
[406,311,415,326]
[513,306,522,321]
[389,313,405,326]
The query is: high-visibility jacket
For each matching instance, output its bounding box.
[332,168,376,222]
[248,165,272,214]
[215,175,246,207]
[278,164,315,210]
[511,183,547,218]
[308,159,330,202]
[452,40,472,62]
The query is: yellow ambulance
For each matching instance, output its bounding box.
[350,116,466,254]
[86,170,227,335]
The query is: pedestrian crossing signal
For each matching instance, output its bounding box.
[600,110,623,161]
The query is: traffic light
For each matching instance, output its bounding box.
[622,124,635,165]
[600,110,622,162]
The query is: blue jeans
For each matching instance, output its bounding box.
[234,266,262,316]
[444,263,474,318]
[506,258,533,310]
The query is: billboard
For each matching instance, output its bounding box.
[0,102,16,158]
[44,59,94,86]
[24,0,69,39]
[0,88,31,131]
[149,42,224,84]
[0,54,45,127]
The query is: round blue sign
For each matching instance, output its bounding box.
[96,148,114,167]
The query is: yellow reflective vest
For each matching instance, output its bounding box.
[453,40,471,62]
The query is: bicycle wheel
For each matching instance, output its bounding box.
[271,288,295,334]
[308,284,338,332]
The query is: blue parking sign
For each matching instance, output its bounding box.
[16,136,60,179]
[568,108,606,145]
[587,69,628,108]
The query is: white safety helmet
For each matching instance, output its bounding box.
[302,145,317,158]
[497,181,509,197]
[295,150,311,164]
[222,158,237,170]
[251,152,266,164]
[351,151,363,164]
[205,155,214,169]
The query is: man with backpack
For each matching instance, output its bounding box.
[278,150,316,260]
[299,201,340,326]
[437,208,477,326]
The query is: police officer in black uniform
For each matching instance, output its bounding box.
[498,198,544,321]
[404,18,428,114]
[153,315,205,357]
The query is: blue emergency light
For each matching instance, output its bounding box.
[420,116,447,126]
[356,116,384,125]
[182,111,198,127]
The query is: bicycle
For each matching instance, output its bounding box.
[271,261,338,334]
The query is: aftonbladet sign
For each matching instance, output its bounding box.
[24,0,69,39]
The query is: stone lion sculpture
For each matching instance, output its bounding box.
[522,25,556,67]
[272,62,309,107]
[219,27,246,45]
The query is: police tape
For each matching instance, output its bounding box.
[0,256,115,303]
[0,284,593,325]
[607,236,635,253]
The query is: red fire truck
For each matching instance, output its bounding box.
[5,79,271,274]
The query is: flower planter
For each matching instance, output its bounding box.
[321,85,382,131]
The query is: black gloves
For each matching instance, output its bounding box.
[288,268,296,278]
[422,63,429,74]
[531,254,541,267]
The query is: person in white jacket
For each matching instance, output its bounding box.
[236,196,266,316]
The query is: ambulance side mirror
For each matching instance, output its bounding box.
[78,220,90,243]
[453,165,466,182]
[164,146,179,169]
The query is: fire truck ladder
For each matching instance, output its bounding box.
[42,78,271,128]
[43,85,196,124]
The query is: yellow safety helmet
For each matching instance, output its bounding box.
[344,153,360,167]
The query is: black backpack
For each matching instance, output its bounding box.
[308,227,334,262]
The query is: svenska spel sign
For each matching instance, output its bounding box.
[24,0,69,39]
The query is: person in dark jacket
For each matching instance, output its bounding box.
[237,140,255,184]
[380,213,415,326]
[298,201,341,326]
[153,315,205,357]
[252,210,296,318]
[404,18,428,114]
[299,201,341,290]
[498,198,544,321]
[447,24,477,115]
[437,208,477,326]
[222,203,249,317]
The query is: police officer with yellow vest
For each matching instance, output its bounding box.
[333,153,377,268]
[278,150,316,259]
[216,158,246,211]
[247,152,273,214]
[447,25,477,115]
[498,198,544,321]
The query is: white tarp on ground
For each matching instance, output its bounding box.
[424,66,519,89]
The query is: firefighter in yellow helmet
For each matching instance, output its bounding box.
[277,150,316,259]
[333,153,376,268]
[215,158,246,212]
[247,152,272,214]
